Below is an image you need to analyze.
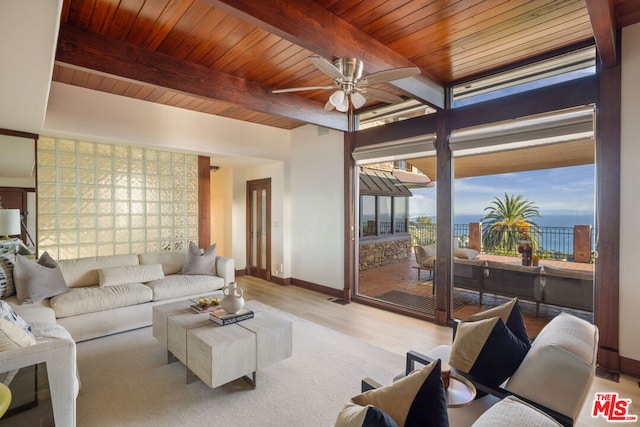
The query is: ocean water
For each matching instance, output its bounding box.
[452,212,595,228]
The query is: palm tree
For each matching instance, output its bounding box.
[481,193,542,254]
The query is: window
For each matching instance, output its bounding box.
[359,194,409,238]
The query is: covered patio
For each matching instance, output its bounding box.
[358,254,593,337]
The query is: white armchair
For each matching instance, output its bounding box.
[0,336,77,426]
[1,302,78,427]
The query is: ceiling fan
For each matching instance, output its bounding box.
[272,56,421,112]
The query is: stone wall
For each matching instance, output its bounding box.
[359,236,411,270]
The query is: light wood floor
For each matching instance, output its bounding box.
[237,275,640,427]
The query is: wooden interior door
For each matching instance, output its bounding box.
[246,178,271,280]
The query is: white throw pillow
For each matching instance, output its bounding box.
[0,318,36,351]
[454,248,480,260]
[98,264,165,287]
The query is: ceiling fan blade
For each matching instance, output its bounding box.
[360,66,420,85]
[358,87,404,104]
[272,85,335,94]
[309,56,345,81]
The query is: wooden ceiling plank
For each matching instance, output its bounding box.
[141,0,196,50]
[445,23,593,79]
[124,0,172,46]
[197,15,251,67]
[56,24,348,130]
[243,40,308,83]
[328,0,398,26]
[106,0,146,41]
[88,0,121,33]
[388,0,544,54]
[205,0,445,108]
[585,0,619,68]
[171,8,227,61]
[155,1,214,54]
[68,0,97,29]
[403,1,586,61]
[370,0,487,43]
[425,9,592,70]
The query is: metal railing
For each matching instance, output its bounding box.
[409,223,596,262]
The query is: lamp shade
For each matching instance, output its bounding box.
[0,209,21,237]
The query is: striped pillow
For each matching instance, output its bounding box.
[0,256,15,298]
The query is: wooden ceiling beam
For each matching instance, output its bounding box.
[205,0,445,109]
[55,24,348,131]
[585,0,619,68]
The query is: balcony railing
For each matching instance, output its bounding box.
[410,223,596,262]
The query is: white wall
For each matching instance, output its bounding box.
[44,83,291,163]
[619,22,640,361]
[290,125,345,290]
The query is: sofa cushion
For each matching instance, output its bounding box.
[138,252,187,275]
[58,254,140,288]
[14,252,69,303]
[542,265,593,281]
[181,242,217,276]
[0,256,15,298]
[449,317,529,388]
[350,360,449,427]
[454,248,479,260]
[485,260,542,274]
[335,403,398,427]
[0,318,36,351]
[145,274,224,301]
[416,244,436,260]
[462,297,530,346]
[472,396,561,427]
[50,283,153,318]
[98,264,165,287]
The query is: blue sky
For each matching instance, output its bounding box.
[409,164,595,216]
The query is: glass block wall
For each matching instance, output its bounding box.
[37,137,199,260]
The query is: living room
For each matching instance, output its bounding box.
[1,1,640,426]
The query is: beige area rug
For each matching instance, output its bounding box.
[74,307,405,427]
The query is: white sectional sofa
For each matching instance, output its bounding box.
[0,249,234,426]
[47,251,234,341]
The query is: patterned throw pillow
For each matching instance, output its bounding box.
[449,317,530,389]
[0,299,33,335]
[461,297,530,346]
[0,256,15,298]
[338,360,449,427]
[181,242,217,276]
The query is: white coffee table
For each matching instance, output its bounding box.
[153,299,293,388]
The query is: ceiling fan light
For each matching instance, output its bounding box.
[351,92,366,109]
[329,90,345,107]
[336,97,349,112]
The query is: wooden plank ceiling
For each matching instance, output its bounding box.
[53,0,640,131]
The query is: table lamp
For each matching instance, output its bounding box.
[0,209,21,240]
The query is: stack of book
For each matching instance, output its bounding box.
[209,308,254,326]
[190,303,220,314]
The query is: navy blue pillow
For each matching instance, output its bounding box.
[449,317,530,388]
[362,406,398,427]
[405,359,449,427]
[348,360,449,427]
